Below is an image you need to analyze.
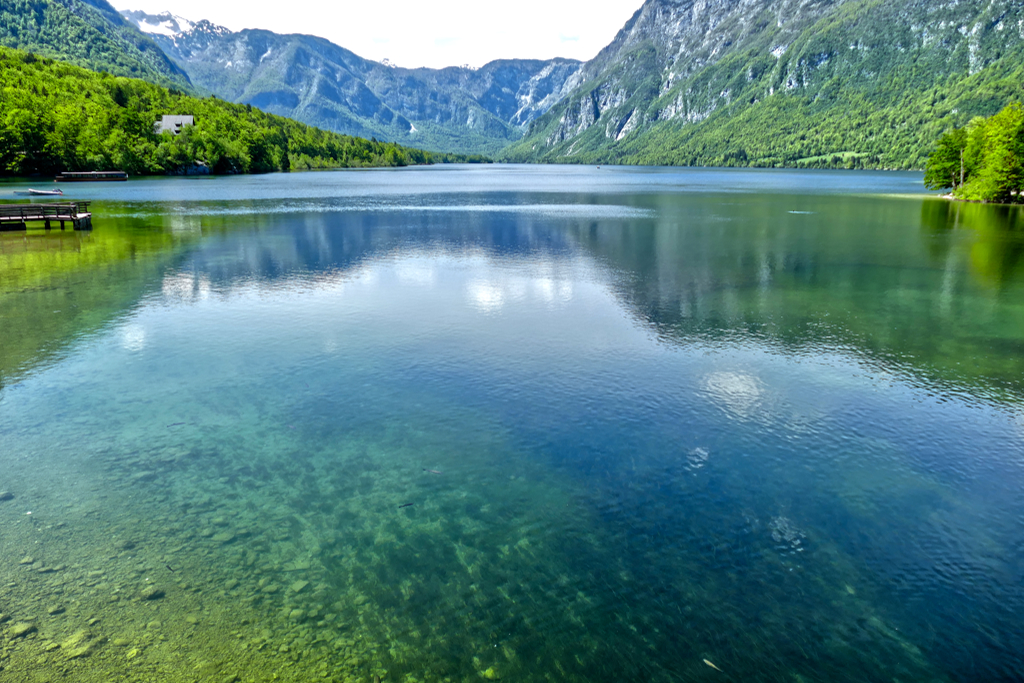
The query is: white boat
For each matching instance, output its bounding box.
[14,188,64,196]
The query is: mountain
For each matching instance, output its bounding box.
[0,45,463,176]
[0,0,191,89]
[120,11,581,155]
[502,0,1024,169]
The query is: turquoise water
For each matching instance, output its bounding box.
[1,166,1023,682]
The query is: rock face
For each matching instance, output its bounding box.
[503,0,1024,168]
[121,11,581,155]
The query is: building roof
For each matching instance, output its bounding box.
[154,115,195,135]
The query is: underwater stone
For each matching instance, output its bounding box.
[140,586,165,600]
[289,580,309,594]
[46,605,64,615]
[211,531,235,544]
[66,640,100,659]
[10,622,36,638]
[60,629,89,651]
[18,556,34,565]
[0,492,13,501]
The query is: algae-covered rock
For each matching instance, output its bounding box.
[140,586,165,600]
[59,626,102,659]
[60,629,90,651]
[10,622,37,638]
[289,579,309,594]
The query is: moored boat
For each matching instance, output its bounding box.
[13,189,64,196]
[54,171,128,182]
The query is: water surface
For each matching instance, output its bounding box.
[1,166,1022,683]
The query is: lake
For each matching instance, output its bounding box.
[1,165,1022,683]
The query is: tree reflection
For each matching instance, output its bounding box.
[920,198,1024,287]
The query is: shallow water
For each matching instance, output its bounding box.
[1,165,1023,682]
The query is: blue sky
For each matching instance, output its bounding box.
[113,0,645,69]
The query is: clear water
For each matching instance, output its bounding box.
[1,165,1023,683]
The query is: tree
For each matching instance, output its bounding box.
[959,104,1024,203]
[923,127,967,191]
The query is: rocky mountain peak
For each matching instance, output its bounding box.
[120,9,230,41]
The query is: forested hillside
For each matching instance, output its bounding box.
[503,0,1024,170]
[0,0,191,89]
[0,47,472,176]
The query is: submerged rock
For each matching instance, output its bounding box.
[0,491,14,501]
[140,586,165,600]
[211,531,235,544]
[10,622,36,638]
[60,629,90,651]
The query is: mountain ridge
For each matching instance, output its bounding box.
[502,0,1024,169]
[120,10,583,155]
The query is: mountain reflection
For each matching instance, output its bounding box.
[5,191,1024,398]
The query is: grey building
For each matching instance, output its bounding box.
[154,115,195,135]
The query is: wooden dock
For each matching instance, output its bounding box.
[0,202,92,231]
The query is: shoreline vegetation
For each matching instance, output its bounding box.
[925,102,1024,204]
[0,47,487,178]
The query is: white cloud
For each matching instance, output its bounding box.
[113,0,644,68]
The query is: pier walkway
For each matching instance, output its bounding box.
[0,202,93,231]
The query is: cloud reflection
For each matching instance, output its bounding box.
[162,272,211,302]
[120,324,147,352]
[703,370,764,419]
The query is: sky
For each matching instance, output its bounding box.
[111,0,646,69]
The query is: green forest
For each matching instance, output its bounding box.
[0,46,481,176]
[0,0,191,89]
[925,102,1024,203]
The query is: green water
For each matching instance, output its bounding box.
[1,166,1023,683]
